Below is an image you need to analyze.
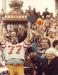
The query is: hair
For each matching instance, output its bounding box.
[52,40,58,47]
[45,47,57,57]
[36,18,44,25]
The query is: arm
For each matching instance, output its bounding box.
[0,46,5,67]
[23,22,34,48]
[0,21,6,66]
[0,21,6,47]
[24,22,40,46]
[36,50,46,54]
[0,21,4,40]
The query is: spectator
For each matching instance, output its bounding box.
[30,37,51,75]
[42,8,50,19]
[18,25,27,43]
[28,11,36,24]
[55,24,58,38]
[47,29,56,46]
[44,15,50,36]
[36,18,45,36]
[52,40,58,49]
[52,40,58,56]
[33,8,37,17]
[0,9,5,20]
[36,11,42,19]
[28,6,32,14]
[44,47,58,75]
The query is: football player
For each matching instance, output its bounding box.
[0,22,38,75]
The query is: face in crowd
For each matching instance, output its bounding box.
[52,40,58,50]
[40,38,51,49]
[45,48,57,62]
[46,53,56,61]
[48,30,55,39]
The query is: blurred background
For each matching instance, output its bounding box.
[0,0,58,15]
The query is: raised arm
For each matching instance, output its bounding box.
[0,21,5,43]
[0,21,6,44]
[24,22,40,48]
[0,21,6,66]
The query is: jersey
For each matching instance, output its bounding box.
[1,39,31,64]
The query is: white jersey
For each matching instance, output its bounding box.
[1,40,31,64]
[4,42,26,60]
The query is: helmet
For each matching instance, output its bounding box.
[36,18,44,26]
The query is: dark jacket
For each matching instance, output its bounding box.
[44,57,58,75]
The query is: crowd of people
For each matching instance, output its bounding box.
[25,7,58,75]
[0,7,58,75]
